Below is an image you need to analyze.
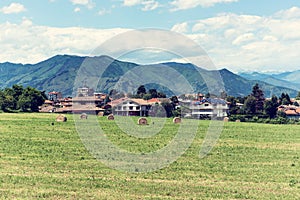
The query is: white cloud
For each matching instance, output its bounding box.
[170,7,300,72]
[70,0,95,9]
[232,33,255,45]
[142,0,159,11]
[123,0,142,7]
[170,0,239,11]
[0,19,129,64]
[123,0,160,11]
[171,22,188,33]
[0,2,26,14]
[274,6,300,19]
[2,6,300,73]
[98,8,111,16]
[74,7,81,12]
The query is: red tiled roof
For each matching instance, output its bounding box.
[72,97,104,102]
[109,98,153,106]
[285,109,299,115]
[44,100,53,104]
[147,98,161,104]
[108,98,128,106]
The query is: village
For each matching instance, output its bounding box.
[39,85,300,121]
[39,85,230,119]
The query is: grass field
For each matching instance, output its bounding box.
[0,113,299,199]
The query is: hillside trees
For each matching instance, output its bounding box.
[0,85,46,112]
[132,85,166,99]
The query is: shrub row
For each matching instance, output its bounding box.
[229,115,300,124]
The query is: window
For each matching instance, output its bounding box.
[204,103,209,107]
[136,106,140,110]
[129,106,133,110]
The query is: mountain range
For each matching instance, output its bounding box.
[238,71,300,93]
[0,55,298,98]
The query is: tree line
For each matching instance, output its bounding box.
[226,83,300,123]
[0,85,46,112]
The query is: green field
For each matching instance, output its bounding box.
[0,113,299,199]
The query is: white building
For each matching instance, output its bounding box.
[189,98,229,119]
[110,98,151,116]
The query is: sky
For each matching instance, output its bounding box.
[1,0,300,72]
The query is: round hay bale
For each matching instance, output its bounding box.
[107,114,114,120]
[80,113,88,119]
[138,117,148,125]
[56,114,67,122]
[173,117,181,124]
[98,112,104,117]
[235,119,241,123]
[223,117,229,122]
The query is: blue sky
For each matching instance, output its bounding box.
[1,0,300,72]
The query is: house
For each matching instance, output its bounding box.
[58,93,107,114]
[48,91,62,102]
[277,105,300,120]
[109,98,153,116]
[77,86,94,97]
[40,89,108,114]
[108,98,169,117]
[188,98,229,119]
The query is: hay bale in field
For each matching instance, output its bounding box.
[235,119,241,123]
[98,112,104,117]
[223,117,229,122]
[56,114,67,122]
[138,117,148,125]
[107,114,114,120]
[80,113,88,119]
[173,117,181,124]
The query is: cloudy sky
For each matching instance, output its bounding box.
[1,0,300,72]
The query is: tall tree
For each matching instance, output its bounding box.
[226,96,239,115]
[161,101,174,118]
[280,93,292,105]
[18,87,45,112]
[251,83,265,113]
[157,92,166,98]
[137,85,146,97]
[264,95,279,118]
[148,89,158,98]
[296,91,300,100]
[243,95,256,114]
[205,92,210,99]
[0,91,14,112]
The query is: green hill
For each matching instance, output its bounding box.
[0,55,297,97]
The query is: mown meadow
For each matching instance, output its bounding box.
[0,113,299,199]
